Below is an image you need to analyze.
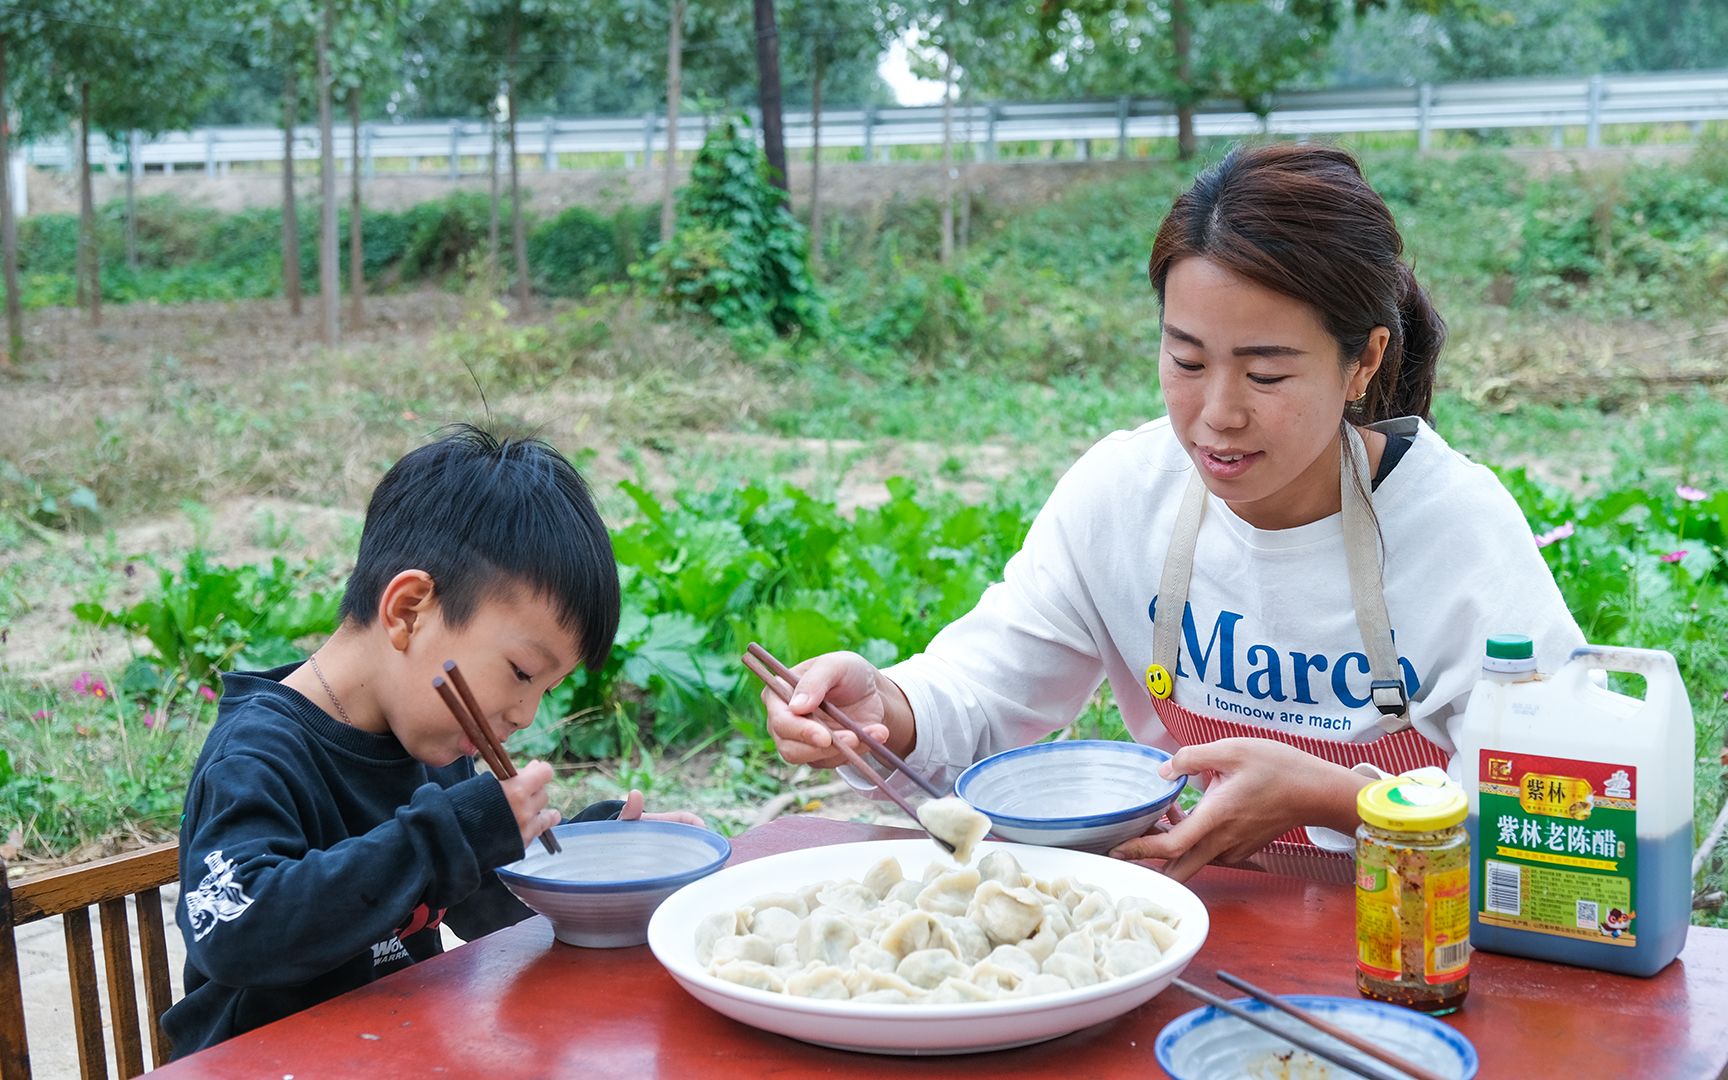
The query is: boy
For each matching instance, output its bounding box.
[164,425,698,1057]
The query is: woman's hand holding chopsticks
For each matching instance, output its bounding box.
[760,650,909,769]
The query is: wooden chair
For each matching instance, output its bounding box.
[1,842,179,1080]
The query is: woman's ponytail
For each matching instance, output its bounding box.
[1368,262,1451,423]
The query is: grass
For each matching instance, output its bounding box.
[1,147,1725,928]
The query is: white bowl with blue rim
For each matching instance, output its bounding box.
[1156,994,1479,1079]
[954,740,1186,854]
[496,820,730,948]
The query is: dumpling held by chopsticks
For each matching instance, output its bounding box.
[917,796,992,864]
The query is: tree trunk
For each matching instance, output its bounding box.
[957,80,971,253]
[939,20,955,267]
[1173,0,1196,161]
[808,49,824,274]
[507,15,530,310]
[487,115,500,267]
[0,33,22,364]
[125,133,138,270]
[317,1,340,345]
[349,86,363,325]
[73,118,85,310]
[753,0,788,197]
[282,66,303,317]
[660,0,686,241]
[79,83,100,328]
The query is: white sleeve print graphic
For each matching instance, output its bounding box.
[186,850,256,941]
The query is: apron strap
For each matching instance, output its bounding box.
[1150,426,1411,733]
[1340,424,1411,732]
[1148,469,1207,699]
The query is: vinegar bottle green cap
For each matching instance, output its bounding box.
[1483,634,1537,674]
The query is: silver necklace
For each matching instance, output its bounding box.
[306,654,352,726]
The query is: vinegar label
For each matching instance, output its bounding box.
[1477,750,1637,946]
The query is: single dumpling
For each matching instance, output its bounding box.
[885,877,925,907]
[897,947,971,990]
[750,905,802,949]
[817,881,881,916]
[916,796,992,863]
[934,912,992,964]
[862,856,905,900]
[694,908,750,965]
[915,867,981,918]
[879,909,959,960]
[982,944,1042,982]
[844,966,923,999]
[976,849,1027,888]
[709,933,776,967]
[928,975,997,1003]
[712,960,786,992]
[848,940,899,973]
[1014,972,1075,998]
[747,892,810,919]
[785,964,852,1000]
[1103,937,1162,978]
[968,880,1045,946]
[796,910,861,967]
[968,959,1027,995]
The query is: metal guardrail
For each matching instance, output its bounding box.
[22,69,1728,176]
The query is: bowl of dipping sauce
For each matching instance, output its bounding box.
[955,741,1186,853]
[497,820,731,947]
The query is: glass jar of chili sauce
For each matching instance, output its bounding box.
[1355,773,1471,1014]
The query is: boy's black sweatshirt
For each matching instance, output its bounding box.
[163,664,601,1058]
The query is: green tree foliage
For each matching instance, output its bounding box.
[638,115,820,334]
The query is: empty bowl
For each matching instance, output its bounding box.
[496,820,731,947]
[955,740,1186,853]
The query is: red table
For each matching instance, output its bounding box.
[151,817,1728,1079]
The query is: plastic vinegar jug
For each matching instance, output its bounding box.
[1454,638,1694,976]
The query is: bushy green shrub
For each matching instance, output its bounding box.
[400,191,492,279]
[1516,161,1728,314]
[529,205,620,296]
[637,115,821,334]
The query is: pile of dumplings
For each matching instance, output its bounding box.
[695,849,1182,1004]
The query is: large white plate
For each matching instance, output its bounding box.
[647,838,1209,1055]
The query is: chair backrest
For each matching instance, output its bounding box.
[1,842,180,1080]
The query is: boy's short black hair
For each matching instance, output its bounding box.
[339,425,619,671]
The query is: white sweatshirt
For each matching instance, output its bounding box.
[879,416,1585,800]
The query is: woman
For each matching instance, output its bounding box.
[763,143,1583,882]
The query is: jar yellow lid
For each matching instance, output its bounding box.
[1358,775,1467,831]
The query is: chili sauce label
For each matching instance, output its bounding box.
[1355,855,1469,984]
[1477,750,1636,946]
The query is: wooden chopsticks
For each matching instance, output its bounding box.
[434,658,561,855]
[741,648,955,855]
[1173,973,1448,1080]
[744,642,945,799]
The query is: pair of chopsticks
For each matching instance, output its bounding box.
[1172,972,1449,1080]
[434,658,561,855]
[741,642,957,855]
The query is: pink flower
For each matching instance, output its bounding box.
[198,686,218,703]
[71,673,109,699]
[1534,522,1575,548]
[1676,485,1707,502]
[1660,550,1688,563]
[31,709,51,721]
[140,707,159,729]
